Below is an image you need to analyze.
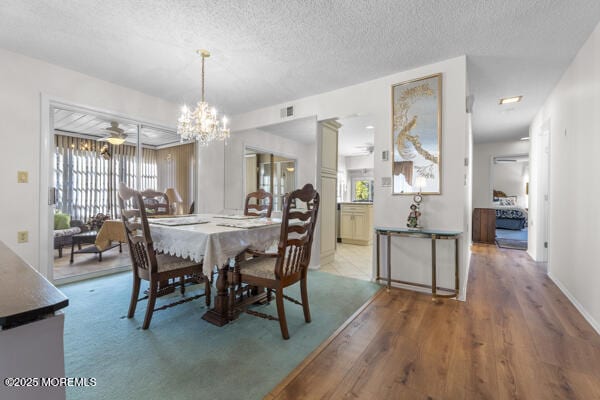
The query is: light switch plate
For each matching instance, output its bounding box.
[17,171,28,183]
[17,231,29,243]
[381,177,392,187]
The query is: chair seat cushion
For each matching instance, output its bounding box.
[156,254,202,273]
[53,227,81,237]
[239,255,277,280]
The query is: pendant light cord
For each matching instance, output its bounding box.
[201,54,205,103]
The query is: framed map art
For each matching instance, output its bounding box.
[391,73,442,195]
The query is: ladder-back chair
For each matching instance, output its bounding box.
[232,184,320,339]
[118,183,211,329]
[244,189,273,218]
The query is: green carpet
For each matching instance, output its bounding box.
[59,270,380,400]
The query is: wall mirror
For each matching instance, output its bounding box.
[391,73,442,195]
[491,153,529,208]
[244,147,297,212]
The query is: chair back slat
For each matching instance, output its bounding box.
[141,189,170,215]
[287,224,310,235]
[274,184,320,280]
[244,189,273,218]
[119,183,159,276]
[287,211,313,221]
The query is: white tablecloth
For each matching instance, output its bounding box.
[149,214,281,276]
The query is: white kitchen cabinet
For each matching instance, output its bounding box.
[340,203,373,245]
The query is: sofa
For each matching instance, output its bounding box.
[53,213,88,258]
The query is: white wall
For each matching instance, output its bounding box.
[223,127,317,212]
[345,153,374,171]
[230,56,471,299]
[0,48,179,274]
[530,21,600,333]
[337,155,348,201]
[493,161,529,208]
[472,140,530,209]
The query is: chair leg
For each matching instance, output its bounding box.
[143,279,158,329]
[128,276,141,318]
[300,278,311,323]
[180,275,186,295]
[275,289,290,340]
[266,288,272,302]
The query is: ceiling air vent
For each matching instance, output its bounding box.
[280,106,294,119]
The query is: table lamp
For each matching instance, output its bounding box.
[165,188,183,215]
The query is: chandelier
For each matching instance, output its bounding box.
[177,50,230,145]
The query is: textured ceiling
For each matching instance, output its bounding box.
[1,1,599,142]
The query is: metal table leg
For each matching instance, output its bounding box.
[431,234,437,300]
[387,233,391,292]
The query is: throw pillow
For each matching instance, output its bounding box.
[54,213,71,230]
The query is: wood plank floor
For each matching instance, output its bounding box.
[267,244,600,400]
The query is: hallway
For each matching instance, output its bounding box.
[268,244,600,399]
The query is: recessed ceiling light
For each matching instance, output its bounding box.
[520,137,529,141]
[365,125,374,129]
[499,96,522,105]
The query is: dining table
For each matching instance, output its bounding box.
[148,214,281,326]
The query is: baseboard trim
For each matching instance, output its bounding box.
[548,272,600,336]
[54,265,130,286]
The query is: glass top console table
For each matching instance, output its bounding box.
[375,227,462,300]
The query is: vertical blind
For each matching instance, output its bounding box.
[54,135,158,221]
[54,134,194,222]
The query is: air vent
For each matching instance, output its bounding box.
[280,106,294,118]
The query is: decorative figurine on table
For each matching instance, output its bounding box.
[407,184,424,229]
[407,203,421,229]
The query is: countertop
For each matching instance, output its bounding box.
[0,241,68,329]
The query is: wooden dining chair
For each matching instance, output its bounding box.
[244,189,273,218]
[232,184,320,339]
[141,189,170,215]
[118,183,211,329]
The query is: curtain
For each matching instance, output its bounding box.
[393,161,414,185]
[156,143,195,211]
[54,134,158,221]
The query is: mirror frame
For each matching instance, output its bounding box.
[391,73,442,195]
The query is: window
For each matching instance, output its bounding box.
[352,178,374,202]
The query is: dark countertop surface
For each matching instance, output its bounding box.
[0,241,68,328]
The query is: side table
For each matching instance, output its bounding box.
[375,227,462,300]
[70,231,122,264]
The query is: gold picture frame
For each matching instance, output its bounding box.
[391,73,442,195]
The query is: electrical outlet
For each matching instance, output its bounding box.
[17,231,29,243]
[17,171,28,183]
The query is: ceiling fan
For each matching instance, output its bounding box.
[354,143,374,155]
[99,121,127,145]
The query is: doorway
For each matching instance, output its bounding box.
[43,101,197,283]
[320,114,374,281]
[491,153,529,250]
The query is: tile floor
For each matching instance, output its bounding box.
[320,242,373,281]
[54,245,131,280]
